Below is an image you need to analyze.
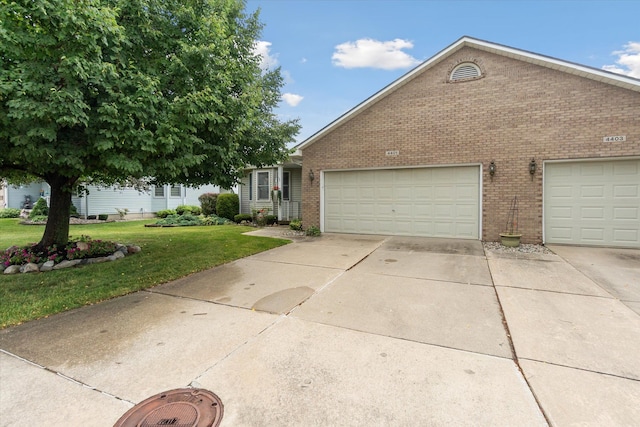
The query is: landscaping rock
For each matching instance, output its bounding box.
[107,255,117,262]
[40,260,55,272]
[127,245,141,254]
[21,263,39,273]
[112,251,125,259]
[53,259,81,270]
[4,265,21,275]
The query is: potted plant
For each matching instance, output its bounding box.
[499,196,522,247]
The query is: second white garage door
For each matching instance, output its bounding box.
[544,159,640,247]
[323,166,480,238]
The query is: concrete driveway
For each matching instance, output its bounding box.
[1,231,639,426]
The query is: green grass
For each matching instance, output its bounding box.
[0,219,289,328]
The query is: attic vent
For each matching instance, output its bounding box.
[450,63,481,82]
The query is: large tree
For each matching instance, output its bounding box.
[0,0,298,247]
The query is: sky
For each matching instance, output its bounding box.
[245,0,640,145]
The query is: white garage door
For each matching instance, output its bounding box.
[545,159,640,247]
[324,166,480,238]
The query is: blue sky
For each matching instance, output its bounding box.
[245,0,640,145]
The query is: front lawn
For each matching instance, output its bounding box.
[0,219,289,328]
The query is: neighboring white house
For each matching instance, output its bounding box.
[1,180,231,218]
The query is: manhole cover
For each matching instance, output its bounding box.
[114,388,223,427]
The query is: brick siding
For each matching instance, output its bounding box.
[301,46,640,243]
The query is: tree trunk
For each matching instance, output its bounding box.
[38,175,77,248]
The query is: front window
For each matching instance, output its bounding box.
[154,186,165,197]
[282,171,290,201]
[248,172,253,201]
[257,172,269,200]
[170,185,181,197]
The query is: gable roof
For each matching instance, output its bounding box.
[297,36,640,151]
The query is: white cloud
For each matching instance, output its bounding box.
[254,40,278,70]
[282,93,304,107]
[332,38,421,70]
[602,41,640,78]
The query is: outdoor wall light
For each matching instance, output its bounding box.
[489,161,496,177]
[529,158,537,179]
[309,169,315,182]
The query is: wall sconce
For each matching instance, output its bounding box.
[309,169,315,182]
[489,161,496,179]
[529,158,537,180]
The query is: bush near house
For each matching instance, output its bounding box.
[234,213,253,223]
[289,219,302,231]
[198,193,218,216]
[216,194,239,221]
[156,209,176,218]
[28,198,49,218]
[0,208,21,218]
[265,215,278,225]
[175,205,202,216]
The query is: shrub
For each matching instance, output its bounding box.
[201,215,233,225]
[98,214,109,220]
[0,208,21,218]
[155,213,203,226]
[289,219,302,231]
[305,225,321,237]
[69,203,79,217]
[198,193,218,216]
[216,193,239,221]
[156,209,176,218]
[29,197,49,218]
[176,205,202,215]
[29,215,48,223]
[265,215,278,225]
[234,213,253,223]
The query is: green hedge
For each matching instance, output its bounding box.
[28,198,49,218]
[216,194,239,221]
[0,208,21,218]
[234,213,253,223]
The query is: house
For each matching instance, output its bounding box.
[238,152,303,222]
[297,36,640,248]
[1,181,228,218]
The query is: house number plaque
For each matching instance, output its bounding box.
[602,135,626,142]
[386,150,400,157]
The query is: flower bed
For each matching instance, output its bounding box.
[2,235,141,274]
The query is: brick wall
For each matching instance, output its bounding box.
[301,46,640,243]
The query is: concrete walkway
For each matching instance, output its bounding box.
[1,230,639,426]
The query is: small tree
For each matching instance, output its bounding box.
[198,193,219,216]
[216,194,239,221]
[29,198,49,219]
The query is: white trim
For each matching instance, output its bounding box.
[298,36,640,151]
[542,155,640,245]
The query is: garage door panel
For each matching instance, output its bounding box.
[581,186,604,197]
[545,159,640,247]
[614,207,638,220]
[324,166,479,239]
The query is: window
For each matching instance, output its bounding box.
[170,185,181,197]
[257,171,269,200]
[449,62,482,82]
[154,186,165,197]
[248,173,253,201]
[282,171,290,201]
